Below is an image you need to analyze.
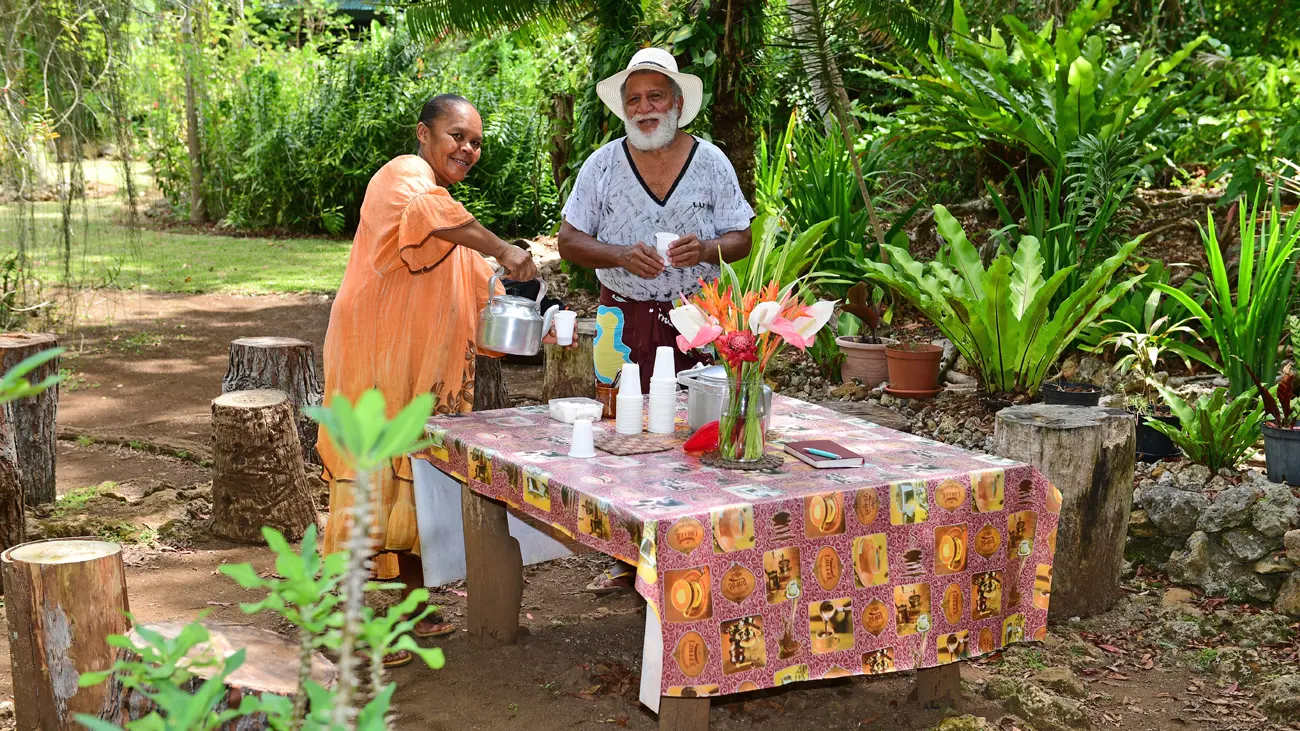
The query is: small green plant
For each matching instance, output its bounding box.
[1147,384,1264,472]
[53,481,117,515]
[78,389,441,730]
[0,348,63,405]
[1095,303,1217,408]
[863,205,1142,395]
[1193,648,1219,673]
[58,368,97,391]
[1156,194,1300,396]
[76,435,95,447]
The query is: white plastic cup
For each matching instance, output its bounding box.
[552,310,577,346]
[652,345,676,381]
[655,232,676,266]
[616,395,644,435]
[620,362,642,397]
[648,376,677,393]
[570,418,596,458]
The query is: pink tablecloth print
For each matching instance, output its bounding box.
[421,394,1060,698]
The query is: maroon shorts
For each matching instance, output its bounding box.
[596,286,709,394]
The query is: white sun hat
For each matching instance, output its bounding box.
[596,47,704,128]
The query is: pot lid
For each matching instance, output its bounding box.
[689,364,729,384]
[490,294,542,309]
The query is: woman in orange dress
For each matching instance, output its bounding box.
[320,95,538,665]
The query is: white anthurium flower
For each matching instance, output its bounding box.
[669,303,722,351]
[770,299,837,350]
[748,301,783,334]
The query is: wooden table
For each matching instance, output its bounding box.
[420,395,1060,729]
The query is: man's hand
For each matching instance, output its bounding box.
[498,243,537,281]
[621,242,666,279]
[668,234,706,268]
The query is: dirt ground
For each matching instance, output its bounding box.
[6,290,1296,730]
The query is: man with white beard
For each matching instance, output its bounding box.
[559,48,754,594]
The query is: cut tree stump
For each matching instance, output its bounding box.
[474,354,511,411]
[0,333,59,505]
[99,621,337,729]
[211,390,319,543]
[222,337,324,461]
[0,408,24,577]
[993,404,1136,618]
[541,318,596,402]
[2,538,129,730]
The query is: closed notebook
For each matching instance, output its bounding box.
[783,440,864,468]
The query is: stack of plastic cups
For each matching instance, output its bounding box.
[615,362,643,435]
[647,346,677,434]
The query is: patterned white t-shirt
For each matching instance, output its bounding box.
[561,136,755,302]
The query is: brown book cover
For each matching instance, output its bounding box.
[783,440,864,468]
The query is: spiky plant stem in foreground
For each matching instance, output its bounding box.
[290,625,313,730]
[331,469,376,728]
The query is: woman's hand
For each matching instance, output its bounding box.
[499,243,538,281]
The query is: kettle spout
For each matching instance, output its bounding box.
[541,304,560,343]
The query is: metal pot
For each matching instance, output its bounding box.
[476,275,559,356]
[676,364,773,432]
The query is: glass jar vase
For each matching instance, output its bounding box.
[718,376,768,463]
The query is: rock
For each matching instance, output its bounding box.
[1275,573,1300,616]
[983,676,1021,701]
[0,700,11,720]
[1253,552,1296,574]
[1128,509,1159,539]
[1284,529,1300,562]
[1177,463,1213,489]
[993,680,1090,731]
[1138,484,1209,537]
[929,716,996,731]
[1214,647,1260,681]
[1032,667,1088,700]
[946,370,978,386]
[1167,532,1274,602]
[1224,611,1295,646]
[1258,674,1300,718]
[1196,486,1258,533]
[1157,619,1208,646]
[1251,482,1300,537]
[1161,587,1198,607]
[1075,356,1109,386]
[1220,527,1275,562]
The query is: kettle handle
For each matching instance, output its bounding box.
[541,304,559,340]
[487,273,500,301]
[534,278,548,305]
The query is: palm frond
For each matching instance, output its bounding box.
[405,0,585,40]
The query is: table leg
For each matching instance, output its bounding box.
[461,485,523,649]
[912,663,962,709]
[658,695,709,731]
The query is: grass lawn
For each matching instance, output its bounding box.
[1,199,351,295]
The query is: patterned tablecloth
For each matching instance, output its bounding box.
[421,394,1060,701]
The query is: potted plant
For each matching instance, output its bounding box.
[1097,310,1216,462]
[1041,380,1103,406]
[836,282,896,387]
[1248,365,1300,486]
[884,341,943,398]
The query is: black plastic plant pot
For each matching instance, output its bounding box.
[1041,381,1103,407]
[1262,423,1300,486]
[1134,411,1180,463]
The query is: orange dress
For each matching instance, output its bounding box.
[320,154,498,575]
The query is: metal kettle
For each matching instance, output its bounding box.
[476,274,559,356]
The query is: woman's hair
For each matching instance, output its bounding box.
[418,94,472,127]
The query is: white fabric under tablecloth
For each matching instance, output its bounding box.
[411,458,574,588]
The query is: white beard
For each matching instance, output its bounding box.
[625,108,679,151]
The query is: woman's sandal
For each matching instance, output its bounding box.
[379,649,413,669]
[413,616,456,639]
[585,568,635,595]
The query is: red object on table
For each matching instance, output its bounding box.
[682,421,719,453]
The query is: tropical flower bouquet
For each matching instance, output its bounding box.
[670,273,835,463]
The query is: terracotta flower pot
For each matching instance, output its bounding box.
[884,343,943,398]
[837,336,897,387]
